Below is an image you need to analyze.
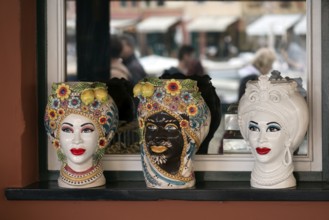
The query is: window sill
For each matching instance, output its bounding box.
[5,181,329,201]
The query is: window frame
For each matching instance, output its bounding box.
[44,0,324,181]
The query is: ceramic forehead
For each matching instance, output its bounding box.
[135,78,211,146]
[238,75,309,151]
[44,82,119,144]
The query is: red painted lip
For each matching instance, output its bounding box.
[70,148,86,156]
[256,147,271,155]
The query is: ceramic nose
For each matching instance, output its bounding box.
[72,130,82,144]
[259,130,268,143]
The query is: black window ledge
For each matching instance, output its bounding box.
[5,181,329,201]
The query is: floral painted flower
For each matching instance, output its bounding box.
[52,139,60,149]
[186,104,198,116]
[180,119,189,128]
[139,118,144,129]
[190,119,200,129]
[139,95,147,104]
[163,96,171,105]
[68,97,81,108]
[165,79,182,96]
[61,100,68,108]
[93,109,101,118]
[56,83,71,101]
[172,96,181,102]
[51,98,60,109]
[169,102,178,111]
[57,108,65,116]
[98,137,107,149]
[152,102,159,111]
[153,89,165,102]
[91,100,101,110]
[48,109,58,120]
[181,91,192,103]
[178,103,187,112]
[138,103,143,111]
[49,120,57,130]
[146,103,153,111]
[98,116,107,125]
[81,105,89,112]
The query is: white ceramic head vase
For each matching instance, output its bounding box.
[238,75,309,189]
[44,82,118,188]
[134,78,210,189]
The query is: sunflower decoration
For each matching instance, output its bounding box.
[165,79,182,96]
[56,83,71,101]
[186,104,198,117]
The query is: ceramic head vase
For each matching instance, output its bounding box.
[238,75,309,189]
[134,78,211,189]
[44,82,118,188]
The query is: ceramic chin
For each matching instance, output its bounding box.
[238,74,309,189]
[134,78,211,189]
[44,82,118,188]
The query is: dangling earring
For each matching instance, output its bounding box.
[52,139,66,163]
[283,143,292,166]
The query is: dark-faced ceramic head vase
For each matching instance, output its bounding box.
[134,78,211,189]
[44,82,118,188]
[238,75,309,189]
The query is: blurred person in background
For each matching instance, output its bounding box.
[238,47,276,99]
[163,45,195,76]
[110,34,132,81]
[186,59,206,77]
[120,34,147,85]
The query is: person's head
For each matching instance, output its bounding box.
[238,75,309,165]
[178,45,195,67]
[120,34,136,59]
[252,47,276,75]
[45,82,119,169]
[110,34,123,60]
[186,59,205,76]
[135,78,210,175]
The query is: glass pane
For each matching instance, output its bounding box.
[66,1,307,156]
[66,1,77,81]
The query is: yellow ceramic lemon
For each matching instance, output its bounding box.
[94,87,108,103]
[141,82,154,98]
[133,83,142,97]
[80,89,95,105]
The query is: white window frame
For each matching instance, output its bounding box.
[47,0,322,172]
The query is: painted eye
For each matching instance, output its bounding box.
[266,125,281,132]
[147,124,157,131]
[248,124,260,132]
[165,124,178,131]
[61,127,73,133]
[81,127,94,133]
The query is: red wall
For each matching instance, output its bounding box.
[1,1,329,219]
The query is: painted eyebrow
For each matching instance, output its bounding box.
[62,122,73,127]
[164,119,175,123]
[81,123,95,127]
[146,118,155,122]
[249,121,258,125]
[266,122,281,126]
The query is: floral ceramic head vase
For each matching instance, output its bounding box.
[134,78,211,188]
[238,75,309,188]
[44,82,118,187]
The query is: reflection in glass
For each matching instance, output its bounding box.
[67,1,308,155]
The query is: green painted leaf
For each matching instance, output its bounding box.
[147,77,163,86]
[181,79,196,90]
